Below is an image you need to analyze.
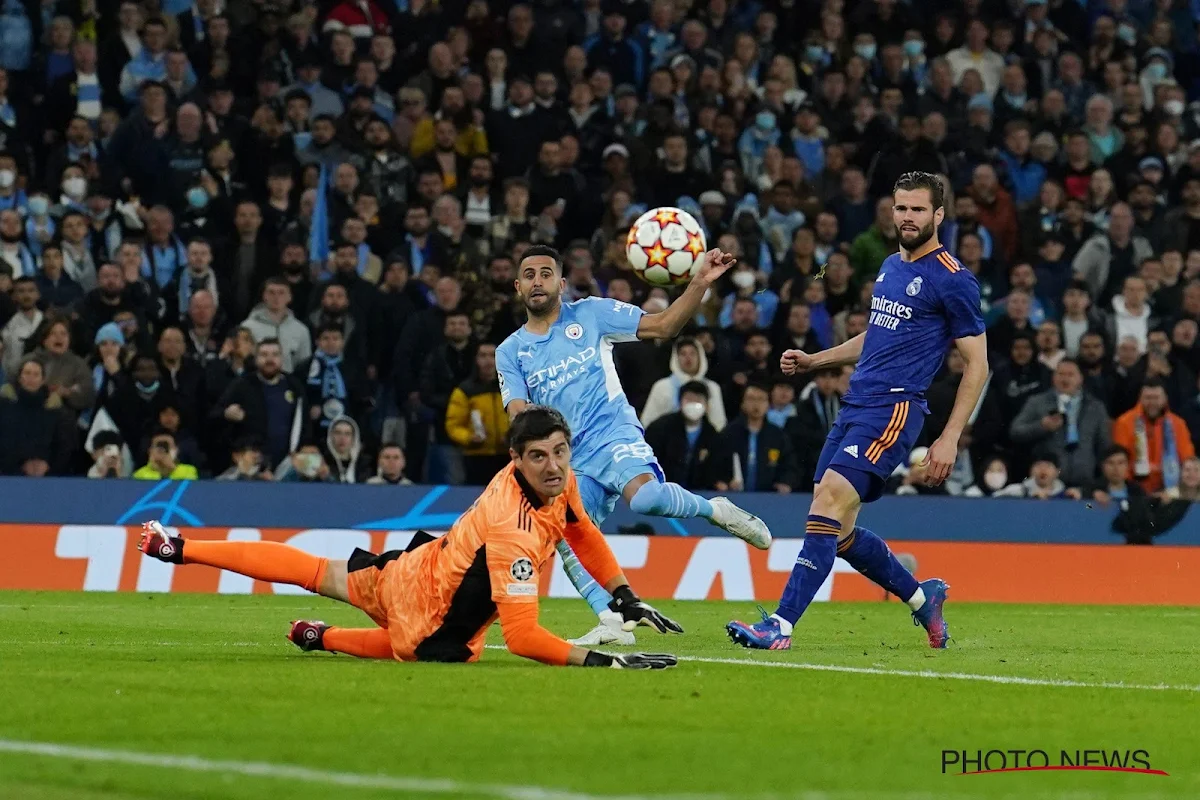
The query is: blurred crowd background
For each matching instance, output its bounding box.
[0,0,1198,531]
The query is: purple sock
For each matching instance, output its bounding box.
[775,514,840,625]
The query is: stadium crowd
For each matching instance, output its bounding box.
[0,0,1198,515]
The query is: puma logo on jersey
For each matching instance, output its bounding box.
[517,349,535,360]
[843,445,859,458]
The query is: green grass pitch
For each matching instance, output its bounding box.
[1,591,1198,800]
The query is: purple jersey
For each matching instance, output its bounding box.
[845,246,985,411]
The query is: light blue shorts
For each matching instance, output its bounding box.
[573,427,664,525]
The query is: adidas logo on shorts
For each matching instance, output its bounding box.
[843,445,859,458]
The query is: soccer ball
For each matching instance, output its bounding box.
[625,207,707,287]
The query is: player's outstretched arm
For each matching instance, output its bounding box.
[637,249,736,340]
[922,333,989,485]
[496,601,678,669]
[562,507,684,636]
[781,332,866,375]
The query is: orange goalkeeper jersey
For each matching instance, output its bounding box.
[353,462,622,664]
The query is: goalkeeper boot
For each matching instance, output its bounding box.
[137,521,184,564]
[911,578,951,649]
[288,620,329,652]
[708,497,772,550]
[726,606,791,650]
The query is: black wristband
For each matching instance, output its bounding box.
[609,585,638,612]
[583,651,615,667]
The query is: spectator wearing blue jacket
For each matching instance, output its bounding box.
[584,10,645,92]
[635,0,676,70]
[119,17,173,102]
[789,104,825,179]
[737,110,781,183]
[996,120,1047,207]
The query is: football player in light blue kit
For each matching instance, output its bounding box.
[498,244,772,645]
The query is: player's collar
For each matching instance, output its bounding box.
[513,468,546,510]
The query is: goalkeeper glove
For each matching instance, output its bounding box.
[608,586,684,634]
[583,651,678,670]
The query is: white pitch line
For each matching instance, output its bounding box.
[0,739,722,800]
[678,654,1200,692]
[481,646,1200,692]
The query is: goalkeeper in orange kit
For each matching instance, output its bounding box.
[138,406,681,669]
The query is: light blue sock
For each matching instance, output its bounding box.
[556,539,612,615]
[629,481,714,519]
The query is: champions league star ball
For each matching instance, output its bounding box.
[625,207,707,287]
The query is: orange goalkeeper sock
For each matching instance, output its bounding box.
[182,541,327,593]
[323,627,394,659]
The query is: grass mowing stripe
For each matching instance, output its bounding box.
[0,739,722,800]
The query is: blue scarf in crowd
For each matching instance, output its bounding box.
[309,350,346,425]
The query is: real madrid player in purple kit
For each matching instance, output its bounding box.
[727,172,989,650]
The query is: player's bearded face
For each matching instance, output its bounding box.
[897,217,936,250]
[522,275,561,314]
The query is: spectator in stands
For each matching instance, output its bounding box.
[1066,445,1146,507]
[1105,275,1156,354]
[323,415,369,484]
[239,278,312,373]
[419,309,476,485]
[1176,457,1200,503]
[0,358,74,476]
[1112,379,1197,494]
[31,317,94,422]
[641,337,727,432]
[1010,359,1112,489]
[217,437,273,482]
[712,382,797,493]
[992,333,1051,446]
[300,322,369,435]
[132,428,198,481]
[786,366,842,492]
[366,443,413,486]
[275,441,334,483]
[34,246,83,311]
[1072,202,1152,306]
[2,278,44,378]
[157,326,205,430]
[644,380,721,491]
[444,342,509,485]
[213,339,303,471]
[87,430,129,479]
[994,454,1069,499]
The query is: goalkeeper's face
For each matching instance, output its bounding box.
[513,431,571,499]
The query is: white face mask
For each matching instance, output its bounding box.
[681,401,706,422]
[1165,99,1185,116]
[297,453,321,477]
[63,177,87,198]
[732,270,755,290]
[984,469,1008,491]
[0,169,14,188]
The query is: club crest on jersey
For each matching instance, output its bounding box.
[906,277,923,297]
[510,557,534,582]
[565,323,584,340]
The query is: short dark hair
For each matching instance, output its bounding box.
[520,244,562,274]
[679,380,709,401]
[509,405,571,455]
[316,322,344,339]
[232,435,264,454]
[893,171,945,210]
[257,337,282,350]
[1141,377,1167,392]
[1103,444,1130,461]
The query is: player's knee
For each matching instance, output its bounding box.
[319,559,351,604]
[629,481,670,516]
[811,471,861,522]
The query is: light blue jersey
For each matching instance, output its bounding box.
[497,297,664,523]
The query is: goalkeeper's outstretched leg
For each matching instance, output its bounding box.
[138,521,392,659]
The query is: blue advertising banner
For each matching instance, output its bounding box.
[1,478,1195,544]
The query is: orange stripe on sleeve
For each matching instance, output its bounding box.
[937,252,960,273]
